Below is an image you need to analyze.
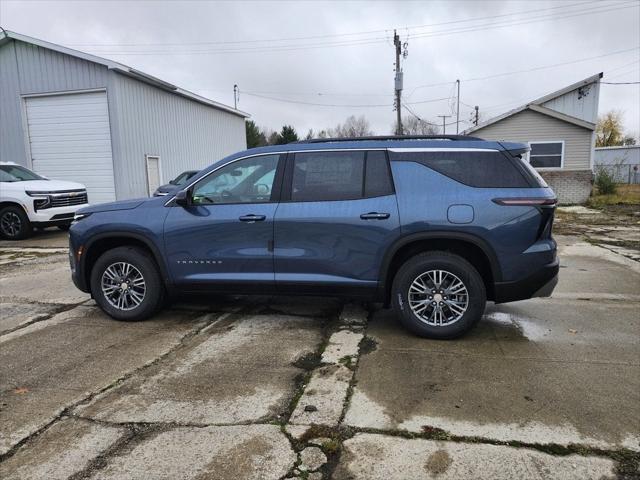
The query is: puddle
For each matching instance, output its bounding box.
[484,311,552,342]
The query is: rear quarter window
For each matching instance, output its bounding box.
[389,151,531,188]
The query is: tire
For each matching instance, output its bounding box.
[58,224,71,231]
[90,246,165,321]
[0,206,32,240]
[392,251,486,339]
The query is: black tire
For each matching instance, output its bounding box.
[391,251,486,339]
[90,246,165,321]
[57,224,71,231]
[0,205,32,240]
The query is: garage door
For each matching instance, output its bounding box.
[25,91,116,204]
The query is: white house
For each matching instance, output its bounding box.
[467,73,602,204]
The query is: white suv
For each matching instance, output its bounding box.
[0,162,89,240]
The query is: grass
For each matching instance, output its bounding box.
[587,184,640,209]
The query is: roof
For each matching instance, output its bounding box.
[0,30,249,118]
[595,145,640,150]
[466,72,603,133]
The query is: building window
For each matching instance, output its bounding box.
[529,142,564,169]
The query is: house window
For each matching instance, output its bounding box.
[529,142,564,169]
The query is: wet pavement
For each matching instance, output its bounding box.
[0,234,638,479]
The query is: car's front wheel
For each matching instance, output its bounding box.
[90,246,165,321]
[392,251,486,339]
[0,205,32,240]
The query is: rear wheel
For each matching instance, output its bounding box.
[392,251,486,339]
[90,246,165,321]
[0,206,32,240]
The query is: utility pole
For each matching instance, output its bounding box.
[455,79,460,134]
[233,84,239,109]
[438,115,451,134]
[393,30,407,136]
[474,106,479,126]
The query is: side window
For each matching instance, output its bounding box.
[529,142,563,169]
[191,154,280,205]
[365,151,394,197]
[389,151,530,188]
[292,151,364,201]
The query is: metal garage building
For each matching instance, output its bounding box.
[0,30,248,204]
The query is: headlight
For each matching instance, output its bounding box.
[73,212,92,221]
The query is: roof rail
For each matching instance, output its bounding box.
[294,134,484,144]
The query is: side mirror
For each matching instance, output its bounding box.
[174,189,190,207]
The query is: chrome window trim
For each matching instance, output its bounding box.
[163,148,387,207]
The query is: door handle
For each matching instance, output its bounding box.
[360,212,390,220]
[239,214,266,223]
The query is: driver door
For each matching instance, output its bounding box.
[164,154,284,292]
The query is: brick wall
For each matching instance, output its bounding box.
[539,170,593,205]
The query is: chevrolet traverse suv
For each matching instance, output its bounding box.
[69,136,558,338]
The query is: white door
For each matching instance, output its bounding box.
[25,91,116,204]
[145,155,161,195]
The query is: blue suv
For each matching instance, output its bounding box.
[69,135,558,338]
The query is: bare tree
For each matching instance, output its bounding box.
[328,115,374,138]
[394,116,440,136]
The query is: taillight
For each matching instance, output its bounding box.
[492,197,557,206]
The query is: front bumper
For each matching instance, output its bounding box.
[493,257,559,304]
[29,204,89,226]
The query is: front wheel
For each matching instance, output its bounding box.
[90,246,165,321]
[0,206,32,240]
[392,252,486,339]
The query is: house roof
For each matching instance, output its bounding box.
[466,72,603,133]
[0,30,249,118]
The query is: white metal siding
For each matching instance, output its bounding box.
[25,91,116,203]
[108,73,247,199]
[472,109,592,170]
[540,81,600,124]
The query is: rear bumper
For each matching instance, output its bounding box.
[493,257,559,304]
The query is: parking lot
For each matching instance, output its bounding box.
[0,231,638,479]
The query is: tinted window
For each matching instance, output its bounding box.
[191,154,279,205]
[292,151,364,201]
[530,142,563,169]
[365,151,394,197]
[0,165,43,182]
[389,151,530,188]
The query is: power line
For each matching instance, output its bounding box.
[66,0,599,48]
[76,2,637,56]
[602,81,640,84]
[241,91,392,108]
[409,46,640,96]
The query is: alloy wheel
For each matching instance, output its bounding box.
[408,269,469,326]
[0,212,22,238]
[101,262,146,311]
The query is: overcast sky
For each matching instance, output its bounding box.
[1,0,639,137]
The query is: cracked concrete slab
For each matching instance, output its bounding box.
[0,302,61,334]
[290,364,353,426]
[321,329,363,364]
[0,306,207,455]
[344,306,640,450]
[76,313,324,424]
[334,433,617,480]
[0,417,124,480]
[89,424,295,480]
[0,259,89,304]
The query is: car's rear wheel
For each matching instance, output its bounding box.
[392,251,486,339]
[0,206,32,240]
[90,246,165,321]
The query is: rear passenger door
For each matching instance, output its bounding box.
[274,150,401,295]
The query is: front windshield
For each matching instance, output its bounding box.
[173,171,197,185]
[0,165,44,182]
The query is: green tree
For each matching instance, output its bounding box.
[245,120,267,148]
[596,111,625,147]
[274,125,299,144]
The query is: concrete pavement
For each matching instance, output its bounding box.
[0,234,638,479]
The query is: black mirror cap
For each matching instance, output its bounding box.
[174,189,190,207]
